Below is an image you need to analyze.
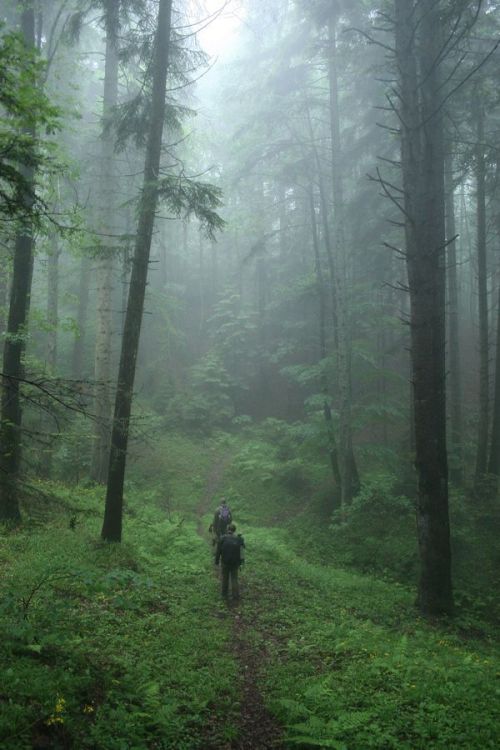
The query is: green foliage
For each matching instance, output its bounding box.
[157,174,224,239]
[234,426,309,502]
[0,27,62,223]
[329,474,418,581]
[242,527,500,750]
[166,353,235,433]
[1,431,500,749]
[0,481,238,749]
[448,489,500,626]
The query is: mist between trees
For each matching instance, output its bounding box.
[2,1,500,747]
[1,0,500,627]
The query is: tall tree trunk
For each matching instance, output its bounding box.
[72,255,91,378]
[395,0,453,615]
[198,231,205,337]
[43,227,60,478]
[46,230,60,372]
[91,1,120,484]
[305,107,339,352]
[102,0,173,542]
[487,198,500,478]
[327,11,359,508]
[474,101,489,485]
[444,153,463,485]
[488,279,500,478]
[0,5,36,523]
[309,186,341,501]
[256,253,268,417]
[0,247,9,338]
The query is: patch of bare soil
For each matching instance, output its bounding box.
[229,602,285,750]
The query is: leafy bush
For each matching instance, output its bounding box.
[328,474,418,581]
[166,354,234,433]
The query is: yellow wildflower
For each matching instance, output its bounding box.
[44,696,66,726]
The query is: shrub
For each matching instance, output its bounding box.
[330,473,418,581]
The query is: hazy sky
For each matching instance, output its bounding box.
[196,0,245,58]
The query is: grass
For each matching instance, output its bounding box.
[1,430,499,749]
[217,433,500,749]
[237,527,500,750]
[0,438,238,750]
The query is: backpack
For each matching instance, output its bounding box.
[219,505,231,522]
[220,534,242,566]
[237,534,245,564]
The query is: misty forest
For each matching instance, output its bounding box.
[1,0,500,747]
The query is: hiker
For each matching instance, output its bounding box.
[211,497,232,540]
[215,523,245,600]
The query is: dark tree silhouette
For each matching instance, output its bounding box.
[0,6,37,524]
[394,0,453,615]
[101,0,173,541]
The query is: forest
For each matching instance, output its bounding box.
[0,0,499,747]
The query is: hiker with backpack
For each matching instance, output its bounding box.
[215,523,245,600]
[211,498,232,541]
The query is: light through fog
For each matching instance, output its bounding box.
[195,0,245,58]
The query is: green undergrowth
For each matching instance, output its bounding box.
[221,428,500,626]
[0,481,237,749]
[240,528,500,750]
[2,429,500,749]
[127,432,219,515]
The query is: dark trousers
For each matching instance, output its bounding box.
[221,564,239,599]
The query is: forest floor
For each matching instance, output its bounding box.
[196,459,285,750]
[0,433,499,749]
[191,446,500,750]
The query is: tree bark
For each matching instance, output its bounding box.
[474,101,489,485]
[309,186,341,500]
[0,4,36,523]
[101,0,173,542]
[0,246,9,338]
[488,279,500,477]
[72,255,91,378]
[487,201,500,478]
[395,0,453,615]
[91,0,120,484]
[327,11,359,508]
[46,229,60,372]
[444,153,463,485]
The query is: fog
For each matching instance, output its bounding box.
[0,1,499,747]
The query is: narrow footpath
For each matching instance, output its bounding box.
[197,460,285,750]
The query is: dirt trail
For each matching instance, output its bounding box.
[197,460,285,750]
